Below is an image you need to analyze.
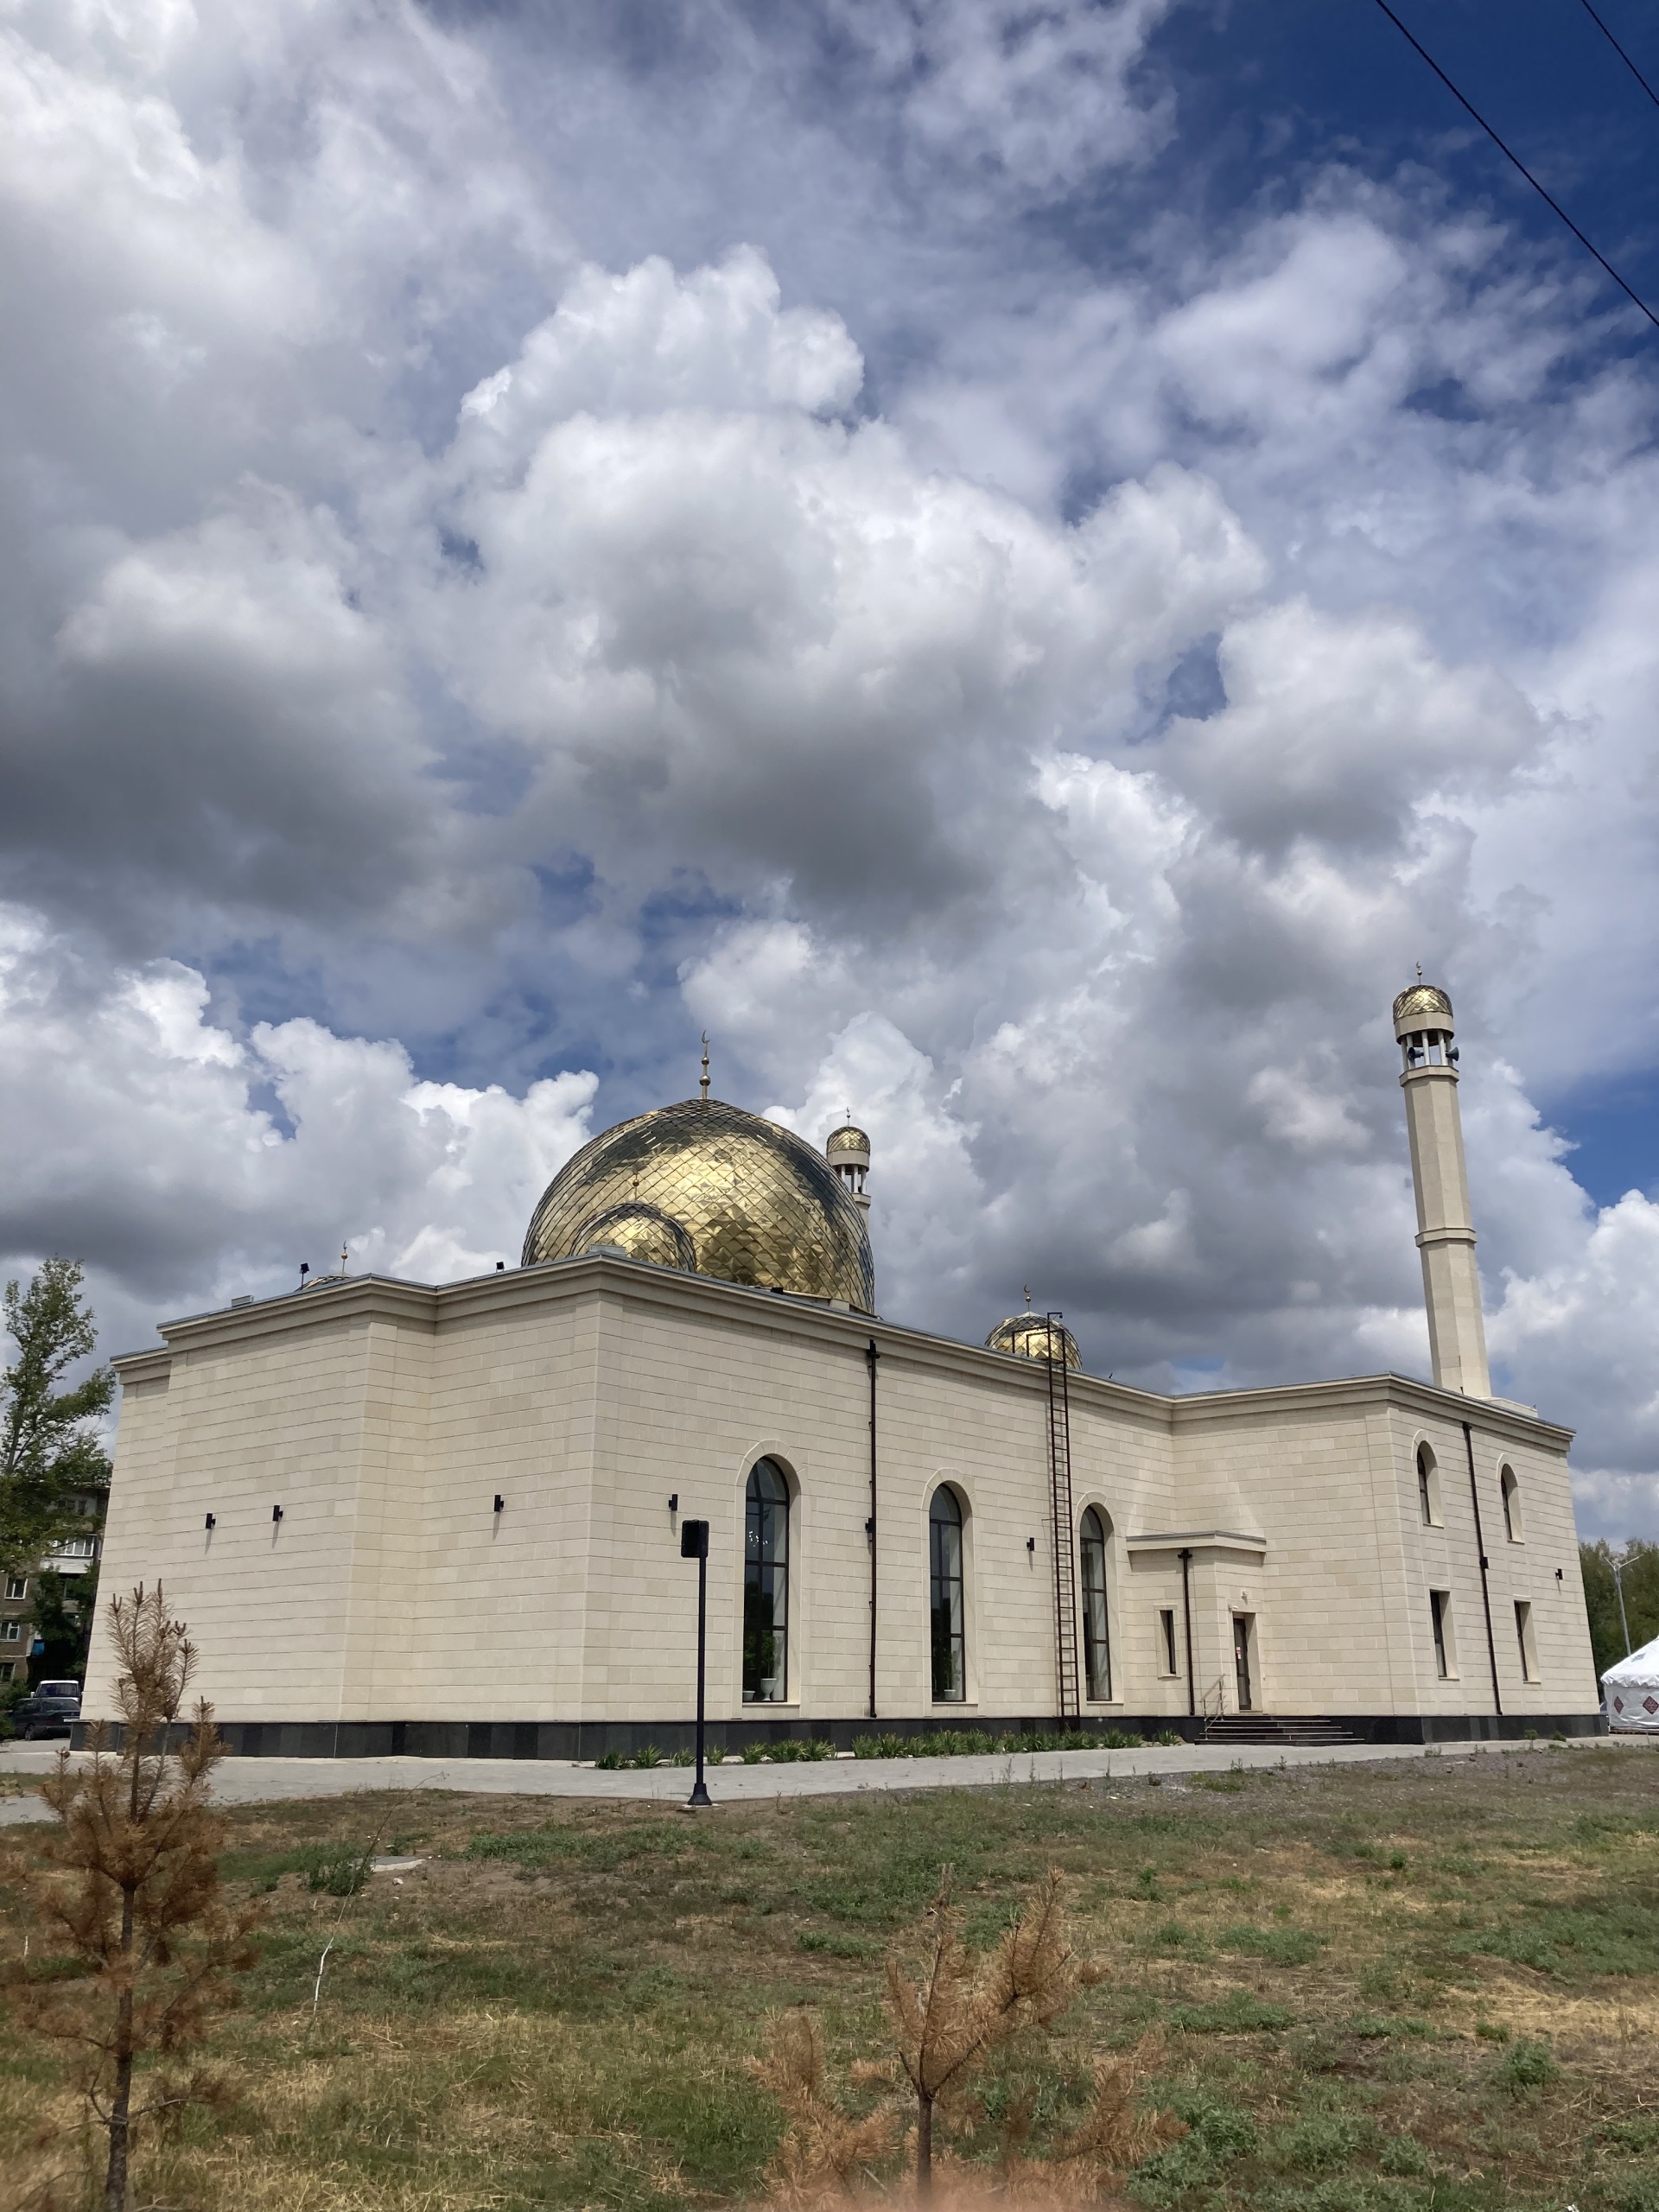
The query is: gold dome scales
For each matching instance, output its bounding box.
[522,1096,876,1312]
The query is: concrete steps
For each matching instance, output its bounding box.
[1202,1713,1363,1748]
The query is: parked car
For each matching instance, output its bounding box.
[9,1680,82,1740]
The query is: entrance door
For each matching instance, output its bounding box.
[1232,1615,1255,1712]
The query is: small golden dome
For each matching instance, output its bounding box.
[524,1097,875,1310]
[1392,982,1453,1028]
[825,1123,870,1158]
[985,1314,1082,1370]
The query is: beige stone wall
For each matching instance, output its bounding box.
[87,1259,1597,1730]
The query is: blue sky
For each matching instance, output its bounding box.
[3,0,1657,1539]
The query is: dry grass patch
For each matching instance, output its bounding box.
[2,1746,1658,2209]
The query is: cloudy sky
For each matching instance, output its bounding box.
[4,0,1659,1538]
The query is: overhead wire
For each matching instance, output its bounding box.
[1370,0,1659,333]
[1579,0,1659,116]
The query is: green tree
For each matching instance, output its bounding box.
[1580,1538,1659,1684]
[1,1257,113,1586]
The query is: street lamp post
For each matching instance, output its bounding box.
[681,1517,712,1808]
[1613,1551,1633,1658]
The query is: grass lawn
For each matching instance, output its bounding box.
[3,1746,1658,2211]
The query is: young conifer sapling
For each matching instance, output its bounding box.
[20,1584,260,2212]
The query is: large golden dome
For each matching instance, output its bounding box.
[986,1314,1082,1369]
[523,1097,875,1311]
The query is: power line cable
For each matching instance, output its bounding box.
[1370,0,1659,332]
[1579,0,1659,115]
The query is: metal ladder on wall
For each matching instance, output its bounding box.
[1043,1314,1081,1722]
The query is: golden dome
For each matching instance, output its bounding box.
[523,1097,875,1310]
[1392,982,1453,1027]
[825,1123,870,1158]
[986,1314,1082,1370]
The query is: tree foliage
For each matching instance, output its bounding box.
[1,1258,112,1582]
[885,1868,1101,2196]
[18,1586,261,2212]
[752,1871,1178,2205]
[1580,1539,1659,1683]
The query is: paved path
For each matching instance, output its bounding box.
[2,1732,1643,1827]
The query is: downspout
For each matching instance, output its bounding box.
[1179,1547,1195,1719]
[866,1339,880,1721]
[1462,1421,1503,1717]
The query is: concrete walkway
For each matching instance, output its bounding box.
[1,1732,1643,1827]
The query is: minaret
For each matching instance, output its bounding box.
[824,1116,872,1216]
[1394,977,1490,1398]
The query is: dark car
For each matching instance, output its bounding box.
[9,1680,82,1740]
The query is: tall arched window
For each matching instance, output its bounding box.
[1501,1466,1522,1543]
[1080,1507,1112,1700]
[744,1459,790,1703]
[930,1486,965,1702]
[1417,1446,1440,1527]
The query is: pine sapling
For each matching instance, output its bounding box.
[749,2010,897,2204]
[885,1867,1097,2196]
[19,1584,261,2212]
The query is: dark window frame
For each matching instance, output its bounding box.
[743,1458,791,1704]
[930,1486,966,1702]
[1079,1506,1112,1700]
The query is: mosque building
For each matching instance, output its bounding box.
[84,984,1601,1753]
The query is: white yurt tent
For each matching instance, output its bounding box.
[1602,1633,1659,1732]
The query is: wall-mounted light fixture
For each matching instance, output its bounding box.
[495,1261,505,1271]
[668,1493,679,1513]
[204,1513,216,1531]
[1026,1536,1035,1554]
[1555,1567,1565,1582]
[271,1504,283,1523]
[493,1494,505,1514]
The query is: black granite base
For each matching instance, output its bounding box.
[69,1709,1608,1758]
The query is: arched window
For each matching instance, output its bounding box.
[1501,1466,1522,1543]
[1080,1507,1112,1701]
[930,1486,965,1702]
[1417,1446,1440,1527]
[744,1459,790,1703]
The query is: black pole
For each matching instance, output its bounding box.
[682,1517,712,1807]
[867,1338,880,1720]
[1462,1422,1503,1718]
[1179,1548,1196,1719]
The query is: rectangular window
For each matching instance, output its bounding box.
[1429,1590,1455,1680]
[0,1662,13,1681]
[0,1621,21,1643]
[52,1536,98,1559]
[3,1576,24,1600]
[1160,1608,1179,1676]
[1515,1600,1540,1683]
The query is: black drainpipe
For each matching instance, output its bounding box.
[1178,1547,1196,1719]
[866,1339,880,1720]
[1462,1421,1503,1718]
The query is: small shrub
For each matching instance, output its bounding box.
[1134,1866,1162,1900]
[741,1744,771,1764]
[1166,2090,1258,2163]
[1154,1729,1185,1746]
[1475,2019,1510,2043]
[852,1732,910,1759]
[1275,2112,1365,2171]
[1377,2133,1431,2176]
[307,1847,373,1897]
[669,1747,694,1766]
[1493,2037,1558,2096]
[1103,1729,1144,1749]
[630,1744,661,1770]
[593,1750,625,1770]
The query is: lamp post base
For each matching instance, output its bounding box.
[686,1778,713,1809]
